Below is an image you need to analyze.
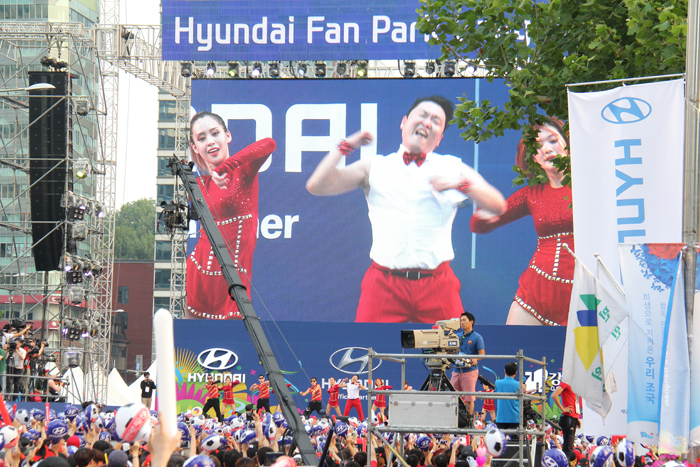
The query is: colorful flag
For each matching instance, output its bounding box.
[563,259,628,419]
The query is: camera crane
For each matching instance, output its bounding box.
[167,157,317,466]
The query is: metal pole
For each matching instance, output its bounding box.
[685,0,700,456]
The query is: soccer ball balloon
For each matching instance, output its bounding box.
[616,440,635,467]
[114,403,151,443]
[590,446,614,467]
[485,428,507,457]
[542,449,568,467]
[596,436,610,447]
[15,409,30,425]
[184,455,217,467]
[334,421,349,437]
[45,420,68,444]
[201,434,224,452]
[416,435,432,451]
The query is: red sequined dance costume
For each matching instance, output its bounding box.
[470,183,573,326]
[186,138,276,319]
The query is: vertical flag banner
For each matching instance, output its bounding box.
[562,258,627,419]
[620,244,688,449]
[691,247,700,446]
[568,80,684,277]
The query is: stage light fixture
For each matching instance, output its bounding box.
[74,159,89,179]
[227,61,239,78]
[62,319,72,337]
[61,192,87,221]
[425,61,436,75]
[403,61,416,77]
[206,61,216,77]
[443,60,456,77]
[250,62,262,78]
[335,62,347,77]
[67,286,85,304]
[356,60,368,78]
[71,222,88,242]
[268,62,280,78]
[87,200,106,219]
[296,62,308,77]
[180,62,193,78]
[79,320,89,338]
[314,62,326,78]
[90,326,99,338]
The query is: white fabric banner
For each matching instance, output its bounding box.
[568,79,684,277]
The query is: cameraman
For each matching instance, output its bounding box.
[24,337,45,395]
[450,311,485,416]
[7,337,27,400]
[1,322,30,347]
[48,376,67,402]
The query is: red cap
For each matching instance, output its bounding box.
[66,436,81,448]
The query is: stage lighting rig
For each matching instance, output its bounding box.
[314,61,326,78]
[355,60,368,77]
[251,62,263,78]
[86,200,106,219]
[335,61,348,77]
[74,159,90,178]
[61,192,87,221]
[67,286,85,304]
[425,61,436,75]
[181,62,193,77]
[296,62,308,78]
[206,61,217,77]
[70,222,88,242]
[268,62,280,78]
[227,61,240,78]
[442,60,456,77]
[403,61,416,77]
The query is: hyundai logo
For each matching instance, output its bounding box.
[197,348,238,371]
[601,97,652,124]
[329,347,382,374]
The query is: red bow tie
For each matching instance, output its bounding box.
[403,151,426,167]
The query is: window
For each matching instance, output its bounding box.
[155,241,172,261]
[159,100,176,122]
[118,286,129,304]
[154,269,171,289]
[158,129,176,149]
[153,297,170,312]
[158,157,172,177]
[157,184,174,203]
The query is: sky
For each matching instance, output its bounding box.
[115,0,162,209]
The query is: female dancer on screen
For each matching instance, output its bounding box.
[470,118,573,326]
[185,111,276,319]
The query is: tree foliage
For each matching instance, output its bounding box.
[416,0,687,185]
[114,198,156,260]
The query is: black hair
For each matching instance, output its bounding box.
[434,455,449,467]
[461,311,475,325]
[189,111,228,144]
[256,447,273,467]
[311,377,317,381]
[167,454,186,467]
[406,455,419,467]
[505,362,518,377]
[406,96,454,129]
[354,452,368,466]
[224,450,243,467]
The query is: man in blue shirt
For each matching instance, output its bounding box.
[495,362,521,435]
[450,311,485,415]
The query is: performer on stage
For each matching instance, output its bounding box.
[221,375,238,416]
[300,377,325,417]
[470,118,573,326]
[342,375,367,419]
[307,96,506,323]
[370,378,392,417]
[326,377,346,417]
[202,374,223,422]
[186,111,276,320]
[250,374,271,412]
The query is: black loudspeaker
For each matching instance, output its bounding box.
[28,71,68,271]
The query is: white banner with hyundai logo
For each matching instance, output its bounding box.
[567,79,685,437]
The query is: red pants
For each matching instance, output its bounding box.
[355,261,464,323]
[343,398,364,419]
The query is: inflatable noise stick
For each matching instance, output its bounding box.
[0,393,11,426]
[154,309,177,438]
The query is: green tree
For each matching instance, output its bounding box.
[416,0,687,185]
[114,198,156,260]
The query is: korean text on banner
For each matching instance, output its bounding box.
[568,80,684,277]
[619,244,687,448]
[562,258,627,419]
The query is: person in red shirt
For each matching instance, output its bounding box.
[325,377,346,417]
[221,375,238,417]
[552,381,580,455]
[250,374,271,412]
[300,377,324,417]
[481,384,495,421]
[202,374,223,422]
[370,378,393,417]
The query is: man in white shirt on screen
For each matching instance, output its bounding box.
[342,375,367,419]
[307,95,506,323]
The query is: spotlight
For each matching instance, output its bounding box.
[206,61,216,77]
[74,159,89,179]
[268,62,280,78]
[403,61,416,77]
[250,62,262,78]
[355,60,368,78]
[335,61,347,77]
[61,192,87,221]
[67,286,85,304]
[83,261,93,277]
[91,262,103,277]
[443,60,456,77]
[425,61,436,74]
[93,201,106,219]
[314,61,326,78]
[180,62,193,78]
[90,326,99,338]
[296,62,308,77]
[71,223,88,242]
[79,320,89,338]
[227,61,239,78]
[62,319,71,336]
